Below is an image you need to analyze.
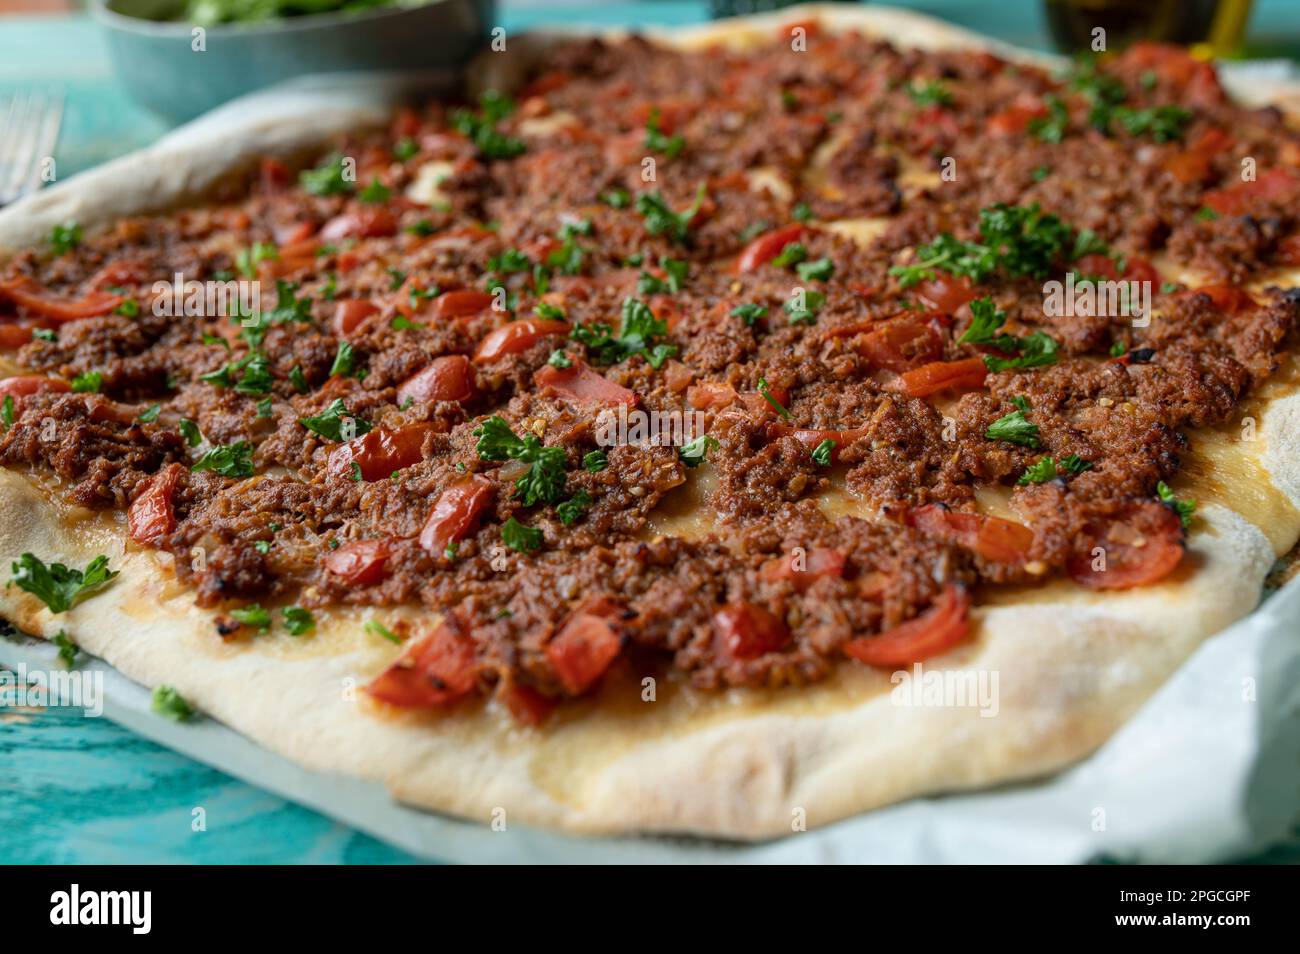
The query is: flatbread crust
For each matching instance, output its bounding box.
[1,3,1298,839]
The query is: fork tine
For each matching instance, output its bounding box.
[1,91,50,206]
[0,91,27,201]
[0,91,35,205]
[22,89,63,197]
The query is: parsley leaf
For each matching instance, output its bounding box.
[1156,480,1196,528]
[472,416,567,506]
[151,685,195,722]
[679,434,719,468]
[70,371,102,394]
[299,399,372,442]
[282,606,315,636]
[811,438,836,466]
[178,418,203,447]
[52,630,78,666]
[644,108,685,160]
[299,154,354,196]
[231,604,271,632]
[906,79,953,108]
[582,449,608,472]
[635,185,706,245]
[985,408,1041,448]
[329,340,358,378]
[9,553,118,613]
[730,303,768,326]
[556,489,592,526]
[50,222,82,256]
[501,516,543,553]
[191,440,255,478]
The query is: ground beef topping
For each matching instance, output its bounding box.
[2,24,1297,721]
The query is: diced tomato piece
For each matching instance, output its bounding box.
[419,476,495,554]
[366,615,478,708]
[843,585,970,667]
[759,547,846,591]
[1067,501,1184,590]
[0,324,33,348]
[546,598,623,695]
[915,274,977,313]
[712,602,790,660]
[498,679,558,726]
[853,315,946,371]
[1119,42,1225,108]
[127,463,184,545]
[1074,253,1159,284]
[1275,234,1300,267]
[766,423,869,462]
[907,503,1034,564]
[911,105,961,153]
[333,299,380,336]
[893,357,988,398]
[735,224,808,273]
[0,278,122,323]
[985,100,1047,137]
[327,423,435,482]
[0,374,71,409]
[1203,167,1298,217]
[1164,128,1233,185]
[429,289,496,320]
[1184,284,1256,314]
[260,157,291,191]
[324,538,393,587]
[319,206,397,241]
[534,360,637,407]
[473,319,569,363]
[687,380,738,410]
[397,355,477,405]
[88,260,150,289]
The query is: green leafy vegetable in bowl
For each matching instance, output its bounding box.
[177,0,423,26]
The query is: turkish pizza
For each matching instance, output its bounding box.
[1,6,1298,837]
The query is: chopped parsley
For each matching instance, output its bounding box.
[299,153,354,196]
[582,449,608,472]
[906,79,953,108]
[9,553,118,614]
[191,440,255,478]
[679,434,719,468]
[358,178,391,204]
[985,407,1041,449]
[644,108,685,160]
[811,439,836,466]
[1156,480,1196,529]
[1028,94,1070,143]
[151,685,195,722]
[236,241,278,279]
[137,404,162,423]
[52,630,78,667]
[501,516,543,553]
[365,619,402,644]
[730,303,769,326]
[391,314,423,331]
[635,185,706,245]
[450,90,526,160]
[771,242,807,268]
[757,378,790,419]
[547,349,572,369]
[796,257,834,282]
[231,604,271,632]
[602,188,631,208]
[792,201,814,224]
[1,395,13,428]
[299,399,372,442]
[958,297,1060,372]
[570,297,675,369]
[282,606,315,636]
[393,138,419,161]
[472,416,567,506]
[70,371,102,393]
[556,490,592,526]
[178,418,203,447]
[50,222,82,256]
[890,203,1081,288]
[783,289,825,325]
[329,340,359,378]
[289,366,309,393]
[265,280,313,324]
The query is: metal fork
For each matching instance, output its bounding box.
[0,89,65,207]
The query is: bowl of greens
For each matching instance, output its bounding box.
[92,0,496,122]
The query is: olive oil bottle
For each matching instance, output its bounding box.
[1044,0,1254,57]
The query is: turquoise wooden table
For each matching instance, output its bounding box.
[3,0,1300,865]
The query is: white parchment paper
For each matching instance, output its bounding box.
[4,573,1297,863]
